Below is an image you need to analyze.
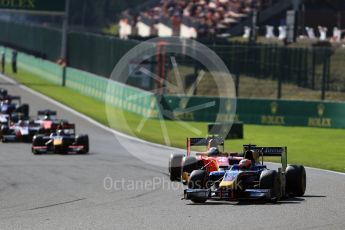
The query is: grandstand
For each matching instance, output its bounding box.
[119,0,345,40]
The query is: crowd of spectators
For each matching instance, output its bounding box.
[128,0,269,37]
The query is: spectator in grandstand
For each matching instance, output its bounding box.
[305,27,316,40]
[122,0,262,37]
[171,11,181,36]
[318,26,327,41]
[278,25,287,40]
[331,27,342,43]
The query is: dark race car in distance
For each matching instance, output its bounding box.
[0,96,29,122]
[32,122,89,154]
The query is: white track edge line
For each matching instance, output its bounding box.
[1,73,344,176]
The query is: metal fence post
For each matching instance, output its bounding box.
[326,50,331,91]
[61,0,70,87]
[321,48,327,100]
[235,73,240,97]
[311,48,315,90]
[277,48,283,99]
[62,67,66,86]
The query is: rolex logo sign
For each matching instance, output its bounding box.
[271,102,278,114]
[317,103,325,117]
[308,103,331,127]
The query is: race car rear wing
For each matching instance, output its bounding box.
[0,95,21,104]
[187,137,224,156]
[37,110,57,121]
[50,122,75,131]
[38,110,57,116]
[243,144,287,171]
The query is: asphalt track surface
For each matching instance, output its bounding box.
[0,75,345,230]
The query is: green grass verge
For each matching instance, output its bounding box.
[4,65,345,172]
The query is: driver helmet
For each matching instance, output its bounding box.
[57,129,64,136]
[207,147,219,157]
[239,159,252,170]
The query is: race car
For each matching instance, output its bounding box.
[31,122,89,154]
[33,109,71,135]
[184,145,306,203]
[1,120,41,143]
[169,137,243,184]
[0,110,59,142]
[0,88,8,100]
[0,96,29,122]
[33,110,60,132]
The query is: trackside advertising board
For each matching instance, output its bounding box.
[161,96,345,129]
[0,0,65,14]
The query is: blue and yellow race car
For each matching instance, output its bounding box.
[184,145,306,203]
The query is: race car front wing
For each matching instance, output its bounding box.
[32,145,86,153]
[184,188,272,201]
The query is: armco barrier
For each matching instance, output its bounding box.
[1,46,160,119]
[65,68,159,118]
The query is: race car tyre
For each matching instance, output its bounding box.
[37,128,45,134]
[1,125,9,134]
[16,104,30,118]
[182,156,204,185]
[259,170,280,202]
[169,154,184,181]
[285,165,306,197]
[182,156,203,174]
[32,135,45,154]
[76,135,89,154]
[1,137,8,143]
[188,170,208,203]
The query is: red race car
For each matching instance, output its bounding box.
[169,137,243,184]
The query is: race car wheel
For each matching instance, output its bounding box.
[76,135,89,154]
[32,135,45,154]
[188,170,208,203]
[32,148,40,155]
[16,104,30,118]
[286,165,306,197]
[260,170,280,202]
[182,156,203,185]
[169,154,183,181]
[1,125,9,135]
[1,137,8,143]
[37,128,45,134]
[182,156,203,174]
